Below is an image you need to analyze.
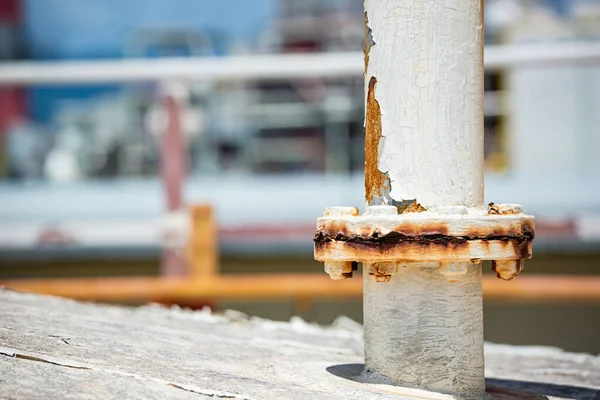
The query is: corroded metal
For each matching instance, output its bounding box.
[314,204,535,281]
[364,77,391,205]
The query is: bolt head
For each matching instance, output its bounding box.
[324,261,354,280]
[367,262,395,282]
[489,203,523,215]
[492,260,524,280]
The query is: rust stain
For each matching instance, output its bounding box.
[512,241,532,259]
[360,226,376,237]
[392,222,450,237]
[368,262,394,282]
[315,238,533,263]
[314,224,534,261]
[492,259,524,281]
[365,76,390,204]
[315,231,468,247]
[315,239,470,261]
[488,202,500,215]
[522,221,535,238]
[322,221,352,239]
[401,200,427,213]
[467,220,534,242]
[315,206,535,262]
[488,202,525,215]
[317,218,534,244]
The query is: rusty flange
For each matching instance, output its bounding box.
[314,203,535,282]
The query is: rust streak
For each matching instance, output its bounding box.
[314,230,534,248]
[315,239,534,262]
[402,200,427,213]
[365,77,389,204]
[317,219,535,244]
[392,222,450,237]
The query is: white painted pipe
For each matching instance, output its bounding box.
[0,53,362,85]
[363,0,485,395]
[0,42,598,85]
[363,262,484,393]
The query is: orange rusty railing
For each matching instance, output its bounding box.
[2,272,600,304]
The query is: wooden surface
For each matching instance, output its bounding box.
[1,289,599,400]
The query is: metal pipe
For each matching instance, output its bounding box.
[0,42,598,85]
[160,81,189,277]
[361,0,485,394]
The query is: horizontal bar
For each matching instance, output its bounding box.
[0,52,361,85]
[2,274,599,303]
[0,42,598,85]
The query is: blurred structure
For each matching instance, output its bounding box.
[0,0,599,353]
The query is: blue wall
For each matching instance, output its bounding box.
[22,0,276,121]
[24,0,275,59]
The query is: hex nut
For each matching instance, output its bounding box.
[325,261,354,280]
[367,262,395,282]
[489,203,523,215]
[492,260,524,281]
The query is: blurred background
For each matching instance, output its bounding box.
[0,0,599,353]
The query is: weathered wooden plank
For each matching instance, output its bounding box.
[0,289,598,399]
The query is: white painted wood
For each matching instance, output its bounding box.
[363,0,486,395]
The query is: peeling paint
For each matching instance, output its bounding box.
[365,0,484,208]
[364,12,373,76]
[365,76,391,205]
[397,200,427,214]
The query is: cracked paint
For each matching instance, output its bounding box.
[364,0,484,208]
